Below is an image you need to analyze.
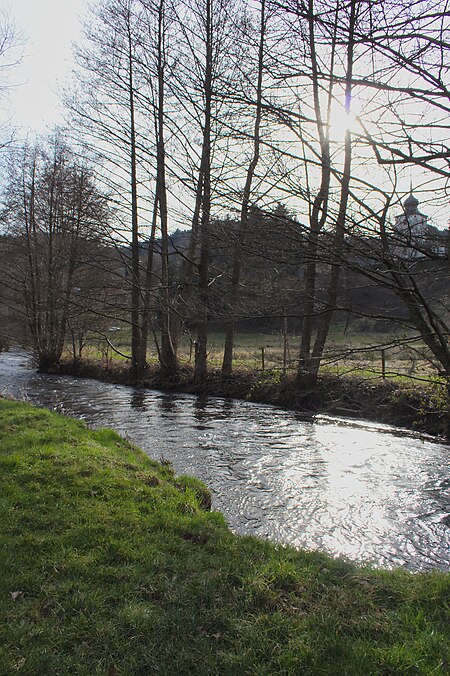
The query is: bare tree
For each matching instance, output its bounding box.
[69,0,153,375]
[152,0,178,375]
[221,0,267,379]
[266,0,362,387]
[0,10,22,150]
[168,0,238,383]
[1,135,111,367]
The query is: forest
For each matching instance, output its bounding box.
[0,0,448,405]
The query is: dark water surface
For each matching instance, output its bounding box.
[1,351,449,571]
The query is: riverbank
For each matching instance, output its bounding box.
[49,357,449,439]
[1,398,449,674]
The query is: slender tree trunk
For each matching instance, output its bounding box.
[140,191,158,367]
[22,158,41,355]
[222,0,266,380]
[296,0,336,388]
[156,0,178,377]
[126,7,142,378]
[194,0,212,384]
[171,151,204,353]
[59,171,85,360]
[309,0,357,379]
[45,162,57,365]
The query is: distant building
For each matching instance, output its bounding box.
[393,191,446,258]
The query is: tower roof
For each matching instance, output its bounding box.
[404,192,419,215]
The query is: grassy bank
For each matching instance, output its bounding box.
[1,399,449,674]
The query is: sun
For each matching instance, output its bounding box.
[328,97,361,141]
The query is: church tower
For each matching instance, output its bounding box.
[394,190,428,242]
[393,190,446,257]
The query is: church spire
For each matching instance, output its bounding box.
[404,186,419,216]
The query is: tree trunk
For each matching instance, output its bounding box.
[296,0,334,389]
[140,192,158,368]
[222,0,266,380]
[308,0,356,381]
[194,0,212,384]
[156,0,178,377]
[171,148,204,354]
[127,14,142,378]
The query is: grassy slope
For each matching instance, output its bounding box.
[0,399,448,675]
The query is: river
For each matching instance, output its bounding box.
[1,351,449,571]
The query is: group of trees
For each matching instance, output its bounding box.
[0,0,449,400]
[0,137,119,366]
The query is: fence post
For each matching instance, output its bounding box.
[381,349,386,379]
[261,346,265,371]
[282,312,288,374]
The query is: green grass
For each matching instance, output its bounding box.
[1,398,448,675]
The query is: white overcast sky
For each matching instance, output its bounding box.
[0,0,87,133]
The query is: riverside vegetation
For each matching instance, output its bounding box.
[46,327,449,440]
[0,398,449,674]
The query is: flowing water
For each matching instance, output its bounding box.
[1,351,449,571]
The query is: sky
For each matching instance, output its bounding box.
[0,0,87,133]
[0,0,447,228]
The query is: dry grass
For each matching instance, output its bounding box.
[70,328,439,387]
